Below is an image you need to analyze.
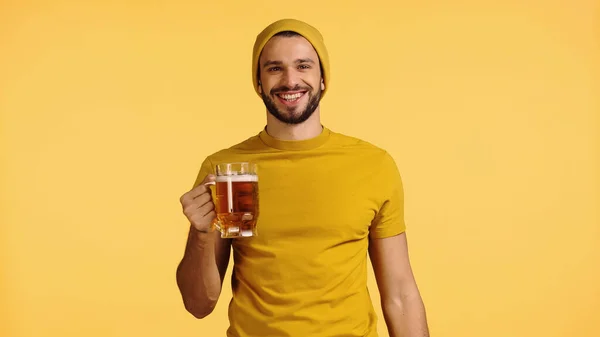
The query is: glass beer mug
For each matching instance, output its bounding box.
[210,162,259,238]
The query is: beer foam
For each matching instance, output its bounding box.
[215,174,258,182]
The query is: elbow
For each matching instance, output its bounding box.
[189,310,212,320]
[381,295,404,312]
[381,289,422,310]
[184,299,217,319]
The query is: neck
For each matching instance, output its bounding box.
[265,108,323,141]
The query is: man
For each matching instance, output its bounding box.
[176,18,429,337]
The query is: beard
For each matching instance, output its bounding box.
[261,84,321,125]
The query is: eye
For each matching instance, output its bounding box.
[298,64,311,69]
[267,67,281,72]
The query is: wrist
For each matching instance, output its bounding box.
[189,226,216,247]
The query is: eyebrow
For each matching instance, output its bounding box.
[262,58,316,68]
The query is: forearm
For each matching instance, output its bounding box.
[382,293,429,337]
[176,227,222,318]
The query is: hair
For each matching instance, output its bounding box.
[273,30,302,38]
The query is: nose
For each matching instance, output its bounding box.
[281,68,300,89]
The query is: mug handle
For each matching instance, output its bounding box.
[203,181,221,233]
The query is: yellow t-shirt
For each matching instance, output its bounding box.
[193,126,406,337]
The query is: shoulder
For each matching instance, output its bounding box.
[328,128,401,176]
[204,133,263,162]
[329,129,392,158]
[193,131,261,172]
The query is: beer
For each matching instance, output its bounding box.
[213,164,259,238]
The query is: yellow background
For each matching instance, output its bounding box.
[1,1,598,336]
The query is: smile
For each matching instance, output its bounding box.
[276,91,306,103]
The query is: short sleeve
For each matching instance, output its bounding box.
[370,152,407,239]
[192,156,215,189]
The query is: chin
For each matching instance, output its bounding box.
[272,109,315,125]
[262,90,319,125]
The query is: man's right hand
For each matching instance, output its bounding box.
[180,174,217,233]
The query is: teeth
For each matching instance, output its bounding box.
[280,93,303,101]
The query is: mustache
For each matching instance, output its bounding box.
[270,84,312,95]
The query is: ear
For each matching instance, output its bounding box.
[258,80,263,94]
[321,78,325,91]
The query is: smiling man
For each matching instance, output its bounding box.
[176,19,430,337]
[258,31,323,126]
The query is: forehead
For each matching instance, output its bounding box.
[259,35,319,64]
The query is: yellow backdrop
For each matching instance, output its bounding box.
[1,1,598,336]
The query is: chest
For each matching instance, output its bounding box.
[248,156,381,242]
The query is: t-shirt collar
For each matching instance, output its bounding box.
[259,125,330,151]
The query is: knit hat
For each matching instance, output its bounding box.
[252,18,330,99]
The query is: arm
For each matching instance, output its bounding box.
[176,173,232,318]
[176,228,231,318]
[369,232,429,337]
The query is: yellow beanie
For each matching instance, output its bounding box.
[252,18,330,99]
